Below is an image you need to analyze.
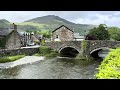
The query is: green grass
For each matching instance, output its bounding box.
[16,22,46,29]
[0,55,25,63]
[33,46,59,57]
[95,48,120,79]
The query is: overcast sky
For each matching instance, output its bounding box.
[0,11,120,27]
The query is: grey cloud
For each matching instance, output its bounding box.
[0,11,120,27]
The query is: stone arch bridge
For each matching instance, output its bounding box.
[45,40,120,57]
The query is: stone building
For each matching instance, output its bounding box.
[0,23,22,49]
[51,25,74,41]
[20,32,43,46]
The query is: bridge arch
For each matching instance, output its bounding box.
[90,47,111,58]
[59,46,79,57]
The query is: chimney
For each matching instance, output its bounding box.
[13,23,17,31]
[10,23,17,31]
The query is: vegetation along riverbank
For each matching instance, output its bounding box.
[33,46,59,58]
[95,48,120,79]
[0,55,25,63]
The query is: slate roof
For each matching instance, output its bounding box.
[52,25,74,33]
[74,33,84,39]
[0,28,11,36]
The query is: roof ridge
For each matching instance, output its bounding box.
[52,25,73,33]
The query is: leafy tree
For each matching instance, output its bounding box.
[86,24,110,40]
[108,27,120,41]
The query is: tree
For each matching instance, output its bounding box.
[108,27,120,41]
[86,24,110,40]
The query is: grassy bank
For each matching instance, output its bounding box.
[95,48,120,79]
[0,55,25,63]
[33,46,59,58]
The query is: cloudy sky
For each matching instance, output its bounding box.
[0,11,120,27]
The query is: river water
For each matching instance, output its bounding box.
[0,57,100,79]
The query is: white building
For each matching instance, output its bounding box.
[74,33,85,41]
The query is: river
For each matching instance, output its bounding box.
[0,57,101,79]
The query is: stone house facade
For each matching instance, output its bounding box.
[51,25,74,41]
[20,32,42,46]
[0,23,22,49]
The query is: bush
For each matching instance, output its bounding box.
[45,51,59,57]
[39,46,51,54]
[38,46,58,57]
[75,53,94,61]
[34,40,40,45]
[95,48,120,79]
[0,55,25,63]
[41,39,45,46]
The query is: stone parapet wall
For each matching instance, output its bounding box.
[45,41,81,52]
[45,40,120,56]
[0,47,39,57]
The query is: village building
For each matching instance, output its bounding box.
[51,25,85,41]
[0,23,22,49]
[51,25,74,41]
[20,32,43,46]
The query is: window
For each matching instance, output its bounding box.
[56,35,58,38]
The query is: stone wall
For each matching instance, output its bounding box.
[45,40,120,56]
[5,30,22,49]
[89,40,120,53]
[45,41,81,53]
[0,47,39,57]
[52,26,74,41]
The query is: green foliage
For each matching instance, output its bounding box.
[81,40,88,49]
[75,52,94,61]
[34,40,40,45]
[76,40,93,61]
[45,51,59,57]
[37,46,58,57]
[108,27,120,41]
[0,55,25,63]
[0,16,95,36]
[0,19,10,28]
[16,15,95,36]
[39,46,51,54]
[96,48,120,79]
[41,39,45,46]
[87,24,110,40]
[0,37,6,47]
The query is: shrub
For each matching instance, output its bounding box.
[37,46,58,57]
[95,48,120,79]
[45,51,59,57]
[39,46,51,54]
[41,39,45,46]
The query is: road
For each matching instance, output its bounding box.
[21,45,40,49]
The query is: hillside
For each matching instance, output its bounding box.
[22,15,95,35]
[0,15,96,35]
[0,19,10,28]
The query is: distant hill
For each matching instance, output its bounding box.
[0,15,96,35]
[23,15,95,35]
[0,19,10,28]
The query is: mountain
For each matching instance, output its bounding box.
[0,15,96,35]
[18,15,95,35]
[25,15,76,25]
[0,19,10,28]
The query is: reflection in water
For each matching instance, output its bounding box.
[0,57,100,79]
